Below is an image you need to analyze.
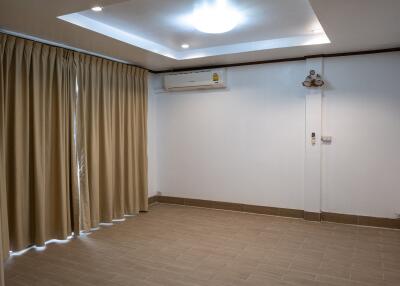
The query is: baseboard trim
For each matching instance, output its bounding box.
[159,196,304,218]
[304,212,321,222]
[322,212,400,229]
[148,195,399,229]
[148,195,160,205]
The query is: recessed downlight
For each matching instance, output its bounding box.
[91,6,103,12]
[312,27,323,33]
[181,44,190,49]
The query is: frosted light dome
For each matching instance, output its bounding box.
[192,0,243,34]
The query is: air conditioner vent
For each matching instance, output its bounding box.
[164,69,226,91]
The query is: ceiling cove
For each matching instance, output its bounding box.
[58,0,330,60]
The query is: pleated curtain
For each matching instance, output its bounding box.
[0,35,77,254]
[0,33,148,263]
[75,54,148,231]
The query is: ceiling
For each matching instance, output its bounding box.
[58,0,329,60]
[0,0,400,71]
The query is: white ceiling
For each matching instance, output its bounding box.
[0,0,400,71]
[58,0,328,59]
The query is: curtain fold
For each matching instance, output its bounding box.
[65,52,81,236]
[76,54,148,230]
[0,34,75,254]
[0,215,4,286]
[0,36,4,286]
[0,34,10,260]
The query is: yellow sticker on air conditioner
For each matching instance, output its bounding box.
[212,73,219,81]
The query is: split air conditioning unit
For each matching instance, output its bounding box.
[164,69,226,91]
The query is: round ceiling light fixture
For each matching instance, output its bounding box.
[181,43,190,49]
[192,0,242,34]
[91,6,103,12]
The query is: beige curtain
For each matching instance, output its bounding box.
[0,34,78,254]
[0,33,148,272]
[76,54,148,230]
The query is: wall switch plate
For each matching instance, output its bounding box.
[311,132,316,145]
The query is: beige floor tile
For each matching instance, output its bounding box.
[4,204,400,286]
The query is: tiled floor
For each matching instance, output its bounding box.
[4,203,400,286]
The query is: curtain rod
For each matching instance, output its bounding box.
[3,29,399,75]
[0,29,150,72]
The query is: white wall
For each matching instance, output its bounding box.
[321,53,400,218]
[149,62,306,210]
[148,52,400,219]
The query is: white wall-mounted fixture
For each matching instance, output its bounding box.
[321,136,332,144]
[302,70,324,87]
[164,69,226,91]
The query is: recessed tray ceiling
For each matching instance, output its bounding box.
[59,0,330,60]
